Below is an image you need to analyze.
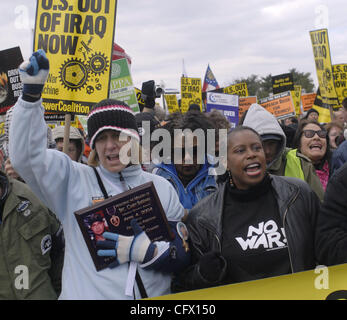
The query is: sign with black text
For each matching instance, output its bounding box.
[34,0,117,115]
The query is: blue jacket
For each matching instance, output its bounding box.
[331,140,347,174]
[154,160,217,210]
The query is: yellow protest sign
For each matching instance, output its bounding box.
[313,87,332,123]
[180,77,202,113]
[153,263,347,300]
[333,64,347,105]
[34,0,117,115]
[309,29,339,109]
[291,85,302,116]
[134,87,145,111]
[164,94,180,114]
[223,82,248,97]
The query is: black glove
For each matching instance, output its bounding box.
[199,251,225,282]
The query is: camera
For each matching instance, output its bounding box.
[141,80,163,109]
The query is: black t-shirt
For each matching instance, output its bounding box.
[221,175,291,284]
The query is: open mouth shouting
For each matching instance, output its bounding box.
[244,162,262,176]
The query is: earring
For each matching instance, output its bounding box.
[227,170,234,187]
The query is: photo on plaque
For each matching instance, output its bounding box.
[74,182,174,271]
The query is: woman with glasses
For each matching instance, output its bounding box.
[293,120,332,191]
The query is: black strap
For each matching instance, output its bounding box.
[91,166,148,299]
[92,167,109,199]
[135,269,148,299]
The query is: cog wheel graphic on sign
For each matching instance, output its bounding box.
[59,58,89,91]
[88,52,109,75]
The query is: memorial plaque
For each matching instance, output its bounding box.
[75,181,174,271]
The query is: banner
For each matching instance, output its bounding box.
[260,91,295,120]
[34,0,118,115]
[312,87,331,123]
[309,29,339,110]
[301,93,317,112]
[0,47,23,115]
[272,73,294,94]
[164,94,180,114]
[333,64,347,105]
[223,82,248,97]
[206,92,239,128]
[109,58,139,113]
[238,96,257,118]
[153,263,347,300]
[180,77,202,113]
[291,85,302,116]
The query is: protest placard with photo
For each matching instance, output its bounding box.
[34,0,117,115]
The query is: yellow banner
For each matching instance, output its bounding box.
[333,64,347,105]
[34,0,118,115]
[164,94,180,114]
[313,88,331,123]
[309,29,339,108]
[153,264,347,300]
[291,85,302,115]
[223,82,248,97]
[180,77,202,113]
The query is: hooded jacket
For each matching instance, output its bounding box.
[9,97,186,300]
[243,104,324,201]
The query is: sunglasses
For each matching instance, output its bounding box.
[302,129,327,139]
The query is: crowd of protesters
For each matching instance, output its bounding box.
[1,49,347,300]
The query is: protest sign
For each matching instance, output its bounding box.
[238,96,257,118]
[260,91,295,120]
[301,93,317,112]
[134,87,145,111]
[180,77,202,113]
[272,73,294,94]
[206,92,239,128]
[333,64,347,105]
[312,87,331,123]
[0,47,23,115]
[34,0,117,115]
[109,58,139,113]
[155,263,347,300]
[164,94,180,114]
[309,29,339,110]
[223,82,249,97]
[291,85,302,116]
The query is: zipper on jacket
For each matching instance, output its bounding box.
[282,189,300,273]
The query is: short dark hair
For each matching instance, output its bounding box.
[227,125,262,143]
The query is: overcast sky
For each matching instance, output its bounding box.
[0,0,346,92]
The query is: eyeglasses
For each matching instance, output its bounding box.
[302,129,327,139]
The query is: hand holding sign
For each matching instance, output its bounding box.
[19,49,49,97]
[96,219,156,268]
